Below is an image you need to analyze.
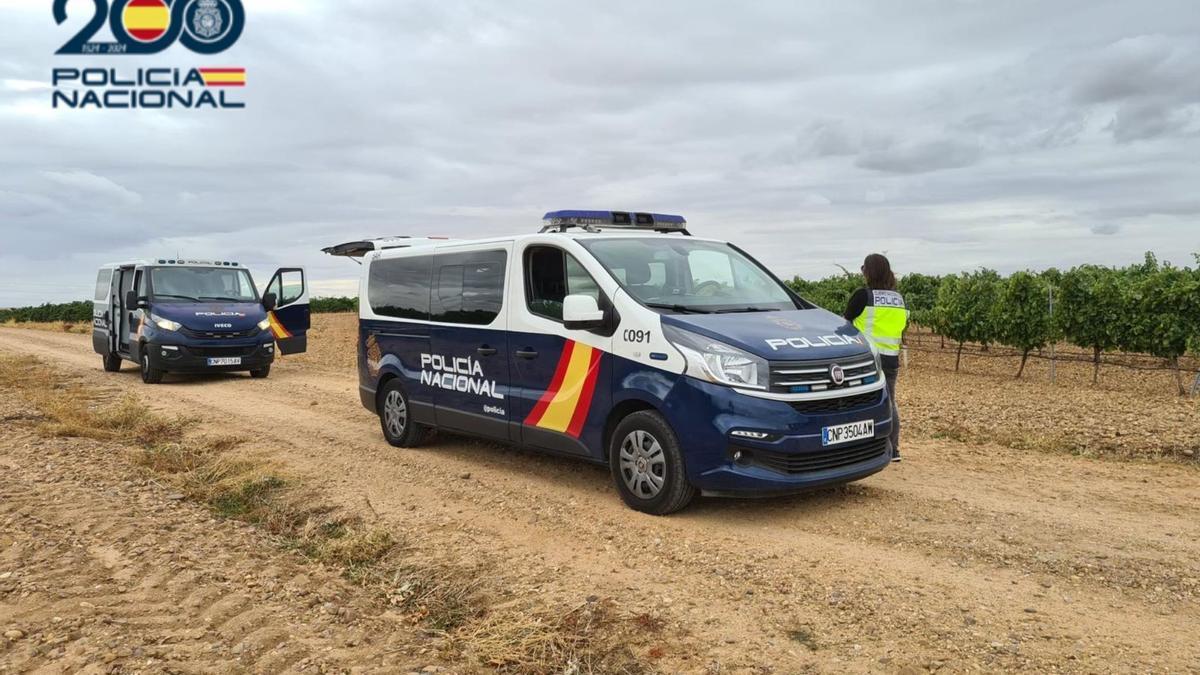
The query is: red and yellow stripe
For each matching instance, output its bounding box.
[267,311,292,339]
[525,340,602,439]
[199,68,247,87]
[123,0,170,43]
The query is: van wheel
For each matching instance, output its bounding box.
[250,366,270,379]
[610,411,695,515]
[102,352,122,372]
[140,352,164,384]
[378,380,431,447]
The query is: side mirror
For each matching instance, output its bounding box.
[563,294,605,330]
[125,291,147,310]
[262,292,277,311]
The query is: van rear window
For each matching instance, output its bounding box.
[368,256,433,320]
[94,269,112,302]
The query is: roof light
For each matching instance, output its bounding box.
[541,210,689,234]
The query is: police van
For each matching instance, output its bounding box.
[325,211,892,514]
[92,259,310,383]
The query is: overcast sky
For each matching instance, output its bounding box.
[2,0,1199,306]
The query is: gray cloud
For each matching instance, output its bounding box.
[856,137,982,174]
[1,0,1200,306]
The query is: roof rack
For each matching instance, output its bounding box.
[540,210,690,235]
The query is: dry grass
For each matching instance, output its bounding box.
[1,320,90,334]
[451,599,657,674]
[0,357,184,443]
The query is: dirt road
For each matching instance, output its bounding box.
[1,327,1198,673]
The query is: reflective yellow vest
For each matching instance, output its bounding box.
[852,290,908,356]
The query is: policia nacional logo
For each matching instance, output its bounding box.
[51,0,247,109]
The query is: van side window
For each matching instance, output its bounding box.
[431,250,506,325]
[94,270,112,302]
[525,246,601,321]
[368,255,433,320]
[134,270,147,298]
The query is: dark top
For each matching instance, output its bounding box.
[843,287,900,371]
[842,288,870,322]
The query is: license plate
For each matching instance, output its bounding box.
[207,357,242,367]
[821,420,874,447]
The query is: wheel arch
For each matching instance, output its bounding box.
[603,397,662,461]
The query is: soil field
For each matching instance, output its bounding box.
[1,317,1199,673]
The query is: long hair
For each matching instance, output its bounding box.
[862,253,896,291]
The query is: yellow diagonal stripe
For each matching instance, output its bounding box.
[268,312,290,339]
[124,6,169,28]
[537,344,594,433]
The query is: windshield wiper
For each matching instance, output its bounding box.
[715,307,780,314]
[200,296,251,303]
[154,294,201,302]
[645,303,712,314]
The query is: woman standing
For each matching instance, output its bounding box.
[843,254,908,462]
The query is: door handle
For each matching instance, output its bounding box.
[477,345,498,357]
[515,349,539,360]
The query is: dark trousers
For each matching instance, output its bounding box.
[883,366,900,457]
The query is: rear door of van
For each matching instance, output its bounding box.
[92,268,114,356]
[427,244,512,440]
[361,253,436,425]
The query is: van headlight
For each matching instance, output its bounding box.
[663,325,767,390]
[150,314,181,331]
[258,318,272,331]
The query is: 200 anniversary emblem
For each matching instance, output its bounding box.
[51,0,247,109]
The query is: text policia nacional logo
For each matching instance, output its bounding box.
[51,0,247,109]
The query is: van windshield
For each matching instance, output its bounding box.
[150,267,259,303]
[579,239,800,313]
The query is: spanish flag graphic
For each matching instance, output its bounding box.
[266,311,292,340]
[122,0,170,43]
[199,68,247,87]
[525,340,602,439]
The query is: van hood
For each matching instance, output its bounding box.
[661,308,871,361]
[153,302,267,332]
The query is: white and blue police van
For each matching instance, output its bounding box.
[325,211,891,514]
[92,259,310,383]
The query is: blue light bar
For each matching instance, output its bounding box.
[541,210,689,233]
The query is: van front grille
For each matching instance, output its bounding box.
[769,355,878,394]
[742,438,888,475]
[788,390,883,415]
[180,326,261,340]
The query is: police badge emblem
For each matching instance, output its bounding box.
[191,0,224,39]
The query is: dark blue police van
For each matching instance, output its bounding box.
[325,212,895,514]
[93,259,309,383]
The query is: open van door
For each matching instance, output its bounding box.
[264,267,310,355]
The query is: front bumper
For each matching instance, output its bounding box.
[145,340,275,373]
[658,377,893,494]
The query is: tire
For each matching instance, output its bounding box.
[609,411,695,515]
[250,366,271,379]
[102,352,122,372]
[140,350,164,384]
[377,379,432,448]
